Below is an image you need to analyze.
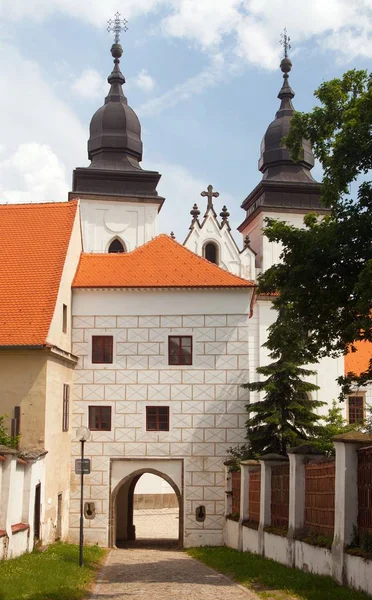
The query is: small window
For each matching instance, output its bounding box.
[62,304,67,333]
[168,336,192,365]
[62,384,69,432]
[108,238,125,253]
[89,406,112,431]
[204,242,218,264]
[11,406,21,438]
[146,406,169,431]
[348,396,364,424]
[92,336,113,364]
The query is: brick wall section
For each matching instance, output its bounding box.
[305,459,335,537]
[357,446,372,535]
[248,467,261,523]
[70,312,256,544]
[231,471,241,516]
[271,464,289,529]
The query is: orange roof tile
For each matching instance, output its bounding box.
[0,201,78,346]
[345,341,372,376]
[73,235,255,290]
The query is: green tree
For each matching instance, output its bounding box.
[242,308,324,456]
[312,401,356,455]
[0,415,19,448]
[258,70,372,392]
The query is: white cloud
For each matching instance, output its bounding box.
[134,69,155,92]
[0,143,68,203]
[137,54,226,117]
[146,158,238,241]
[2,0,372,68]
[0,41,87,204]
[72,68,107,100]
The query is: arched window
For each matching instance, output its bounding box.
[204,242,218,264]
[108,238,126,253]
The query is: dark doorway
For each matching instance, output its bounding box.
[204,242,218,264]
[108,238,126,253]
[34,484,41,541]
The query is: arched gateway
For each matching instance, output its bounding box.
[109,459,183,547]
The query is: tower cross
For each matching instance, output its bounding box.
[201,184,219,210]
[107,12,128,44]
[280,27,291,58]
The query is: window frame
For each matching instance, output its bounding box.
[146,406,170,432]
[62,384,69,432]
[62,304,68,333]
[204,241,219,265]
[108,238,126,253]
[92,335,114,364]
[348,395,365,424]
[88,406,112,431]
[168,335,193,366]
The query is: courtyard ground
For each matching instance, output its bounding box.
[133,507,179,540]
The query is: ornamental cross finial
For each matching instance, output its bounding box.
[107,12,128,44]
[201,184,219,210]
[280,27,291,59]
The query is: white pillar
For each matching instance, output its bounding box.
[331,433,372,584]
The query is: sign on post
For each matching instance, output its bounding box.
[75,458,91,475]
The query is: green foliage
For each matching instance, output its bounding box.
[311,401,356,455]
[348,526,372,558]
[258,70,372,392]
[0,415,19,449]
[187,546,370,600]
[362,404,372,435]
[0,542,105,600]
[241,307,324,456]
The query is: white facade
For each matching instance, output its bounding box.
[70,288,255,547]
[78,198,160,253]
[184,206,256,280]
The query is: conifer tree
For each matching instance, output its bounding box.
[242,307,324,456]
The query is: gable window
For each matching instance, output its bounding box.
[348,396,364,424]
[92,336,113,364]
[204,242,218,265]
[62,304,68,333]
[168,336,192,365]
[108,238,126,253]
[146,406,169,431]
[89,406,112,431]
[62,384,69,432]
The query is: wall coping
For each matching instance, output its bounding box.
[333,431,372,444]
[287,444,324,455]
[259,453,289,462]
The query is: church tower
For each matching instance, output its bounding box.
[238,48,329,272]
[69,27,164,253]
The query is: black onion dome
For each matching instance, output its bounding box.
[88,43,143,171]
[258,57,315,183]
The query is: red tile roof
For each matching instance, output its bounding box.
[345,341,372,376]
[0,201,78,346]
[73,234,255,289]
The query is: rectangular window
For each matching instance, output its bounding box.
[11,406,21,438]
[89,406,112,431]
[146,406,170,431]
[348,396,364,424]
[168,336,192,365]
[62,304,67,333]
[62,384,69,432]
[92,335,113,364]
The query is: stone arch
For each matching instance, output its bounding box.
[202,240,219,265]
[110,467,183,547]
[107,237,126,253]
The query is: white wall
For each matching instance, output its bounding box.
[79,198,160,253]
[134,474,173,495]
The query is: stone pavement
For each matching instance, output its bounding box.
[90,547,258,600]
[133,508,179,540]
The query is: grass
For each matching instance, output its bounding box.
[0,542,105,600]
[186,546,371,600]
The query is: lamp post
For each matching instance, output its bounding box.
[76,426,91,567]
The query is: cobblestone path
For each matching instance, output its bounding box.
[90,547,258,599]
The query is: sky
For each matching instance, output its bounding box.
[0,0,371,241]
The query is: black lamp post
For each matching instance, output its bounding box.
[76,426,91,567]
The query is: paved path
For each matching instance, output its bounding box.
[91,547,258,600]
[133,508,179,540]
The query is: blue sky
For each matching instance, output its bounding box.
[0,0,371,241]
